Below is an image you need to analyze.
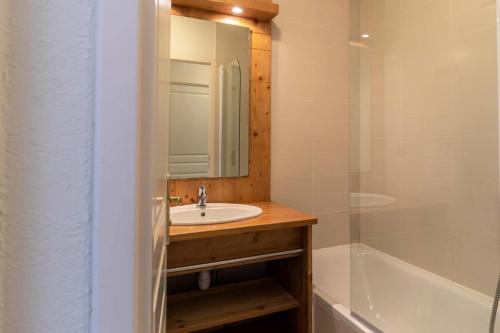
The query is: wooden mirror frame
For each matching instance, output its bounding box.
[169,5,274,204]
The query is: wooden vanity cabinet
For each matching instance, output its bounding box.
[166,202,317,333]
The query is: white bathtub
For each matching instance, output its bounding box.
[313,244,499,333]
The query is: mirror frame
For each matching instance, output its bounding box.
[169,5,272,204]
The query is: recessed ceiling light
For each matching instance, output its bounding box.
[232,6,243,14]
[361,33,370,39]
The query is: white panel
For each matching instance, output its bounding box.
[169,60,210,179]
[169,155,209,178]
[169,91,209,155]
[170,15,215,63]
[152,2,170,333]
[169,165,209,178]
[170,84,208,95]
[169,154,209,163]
[170,60,210,85]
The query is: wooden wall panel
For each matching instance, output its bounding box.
[170,7,273,204]
[251,49,271,82]
[168,228,302,268]
[252,32,271,51]
[171,6,271,34]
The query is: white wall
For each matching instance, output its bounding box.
[92,0,157,332]
[2,0,95,332]
[0,1,167,332]
[170,16,215,63]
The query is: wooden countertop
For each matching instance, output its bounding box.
[169,202,317,242]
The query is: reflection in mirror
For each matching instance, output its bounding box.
[169,16,250,179]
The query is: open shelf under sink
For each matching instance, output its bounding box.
[167,278,299,333]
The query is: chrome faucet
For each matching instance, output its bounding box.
[197,185,207,208]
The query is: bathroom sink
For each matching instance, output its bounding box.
[170,203,263,226]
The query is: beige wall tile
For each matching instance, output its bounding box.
[272,59,315,99]
[315,139,349,158]
[313,193,350,214]
[314,157,349,176]
[313,212,350,249]
[272,115,314,138]
[271,98,314,119]
[271,0,351,249]
[314,175,349,195]
[274,0,315,24]
[271,137,314,158]
[271,157,314,178]
[271,177,314,197]
[314,0,349,32]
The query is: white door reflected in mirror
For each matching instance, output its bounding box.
[169,15,250,179]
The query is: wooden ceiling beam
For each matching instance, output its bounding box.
[171,0,279,21]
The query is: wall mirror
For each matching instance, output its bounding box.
[169,15,251,179]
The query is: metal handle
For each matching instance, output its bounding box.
[168,196,183,206]
[198,185,206,196]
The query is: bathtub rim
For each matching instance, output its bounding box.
[314,287,373,333]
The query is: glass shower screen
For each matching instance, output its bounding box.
[349,0,500,332]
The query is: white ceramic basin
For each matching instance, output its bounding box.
[170,203,263,226]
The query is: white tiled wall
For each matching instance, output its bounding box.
[271,0,351,249]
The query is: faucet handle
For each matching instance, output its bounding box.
[168,196,183,206]
[198,185,206,196]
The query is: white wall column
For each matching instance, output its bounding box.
[92,0,146,332]
[0,1,160,332]
[2,1,95,332]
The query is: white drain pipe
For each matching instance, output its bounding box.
[198,271,211,290]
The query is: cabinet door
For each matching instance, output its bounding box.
[152,1,171,332]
